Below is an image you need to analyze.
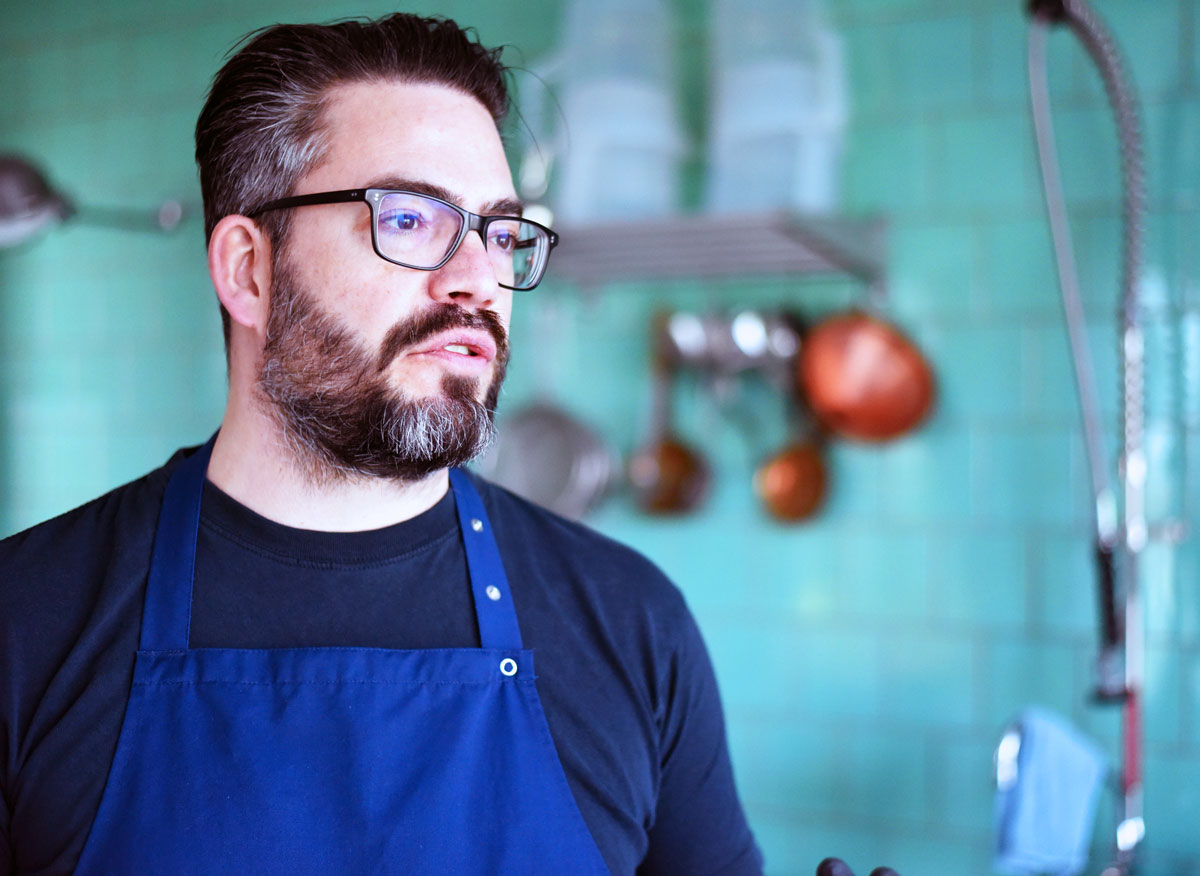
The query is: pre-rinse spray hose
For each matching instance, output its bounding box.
[1027,0,1146,870]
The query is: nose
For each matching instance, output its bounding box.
[426,229,503,310]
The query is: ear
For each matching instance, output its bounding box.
[208,214,274,334]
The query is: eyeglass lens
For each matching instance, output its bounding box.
[376,191,548,289]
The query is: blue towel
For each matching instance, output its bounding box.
[994,706,1109,876]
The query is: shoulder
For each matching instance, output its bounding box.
[0,449,191,861]
[0,448,189,648]
[1,449,184,573]
[466,471,691,630]
[467,470,654,572]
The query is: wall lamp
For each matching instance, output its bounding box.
[0,154,185,250]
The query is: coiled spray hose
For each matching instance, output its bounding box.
[1026,0,1146,870]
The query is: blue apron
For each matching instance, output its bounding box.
[73,439,613,875]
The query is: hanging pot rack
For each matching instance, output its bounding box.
[548,211,886,297]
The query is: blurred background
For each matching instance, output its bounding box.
[3,0,1199,873]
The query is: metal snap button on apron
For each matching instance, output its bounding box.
[486,585,501,601]
[500,658,518,677]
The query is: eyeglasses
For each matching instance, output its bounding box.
[248,188,559,291]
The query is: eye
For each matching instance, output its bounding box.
[379,209,424,233]
[488,225,519,253]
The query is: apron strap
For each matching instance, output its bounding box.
[139,435,216,651]
[140,441,520,652]
[448,468,524,651]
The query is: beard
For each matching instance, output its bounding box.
[257,257,509,484]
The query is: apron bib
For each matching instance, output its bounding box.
[73,439,612,875]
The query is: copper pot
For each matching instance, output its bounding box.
[629,355,710,515]
[755,440,827,522]
[629,435,710,514]
[798,311,935,442]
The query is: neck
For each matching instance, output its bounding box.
[206,385,449,532]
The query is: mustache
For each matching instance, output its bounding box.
[375,305,509,373]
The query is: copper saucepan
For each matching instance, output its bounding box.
[798,310,935,442]
[755,317,828,524]
[629,432,711,514]
[628,316,711,515]
[755,438,827,522]
[628,367,710,514]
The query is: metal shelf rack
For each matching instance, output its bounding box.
[549,211,886,293]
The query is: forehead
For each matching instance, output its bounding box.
[305,80,516,209]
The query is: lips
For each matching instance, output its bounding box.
[376,305,509,379]
[413,329,497,364]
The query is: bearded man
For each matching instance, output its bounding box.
[0,13,762,876]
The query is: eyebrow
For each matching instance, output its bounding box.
[364,176,524,217]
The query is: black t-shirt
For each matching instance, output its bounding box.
[0,447,762,876]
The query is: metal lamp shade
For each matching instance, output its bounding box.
[0,155,74,249]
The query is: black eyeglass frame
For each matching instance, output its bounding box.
[247,188,559,291]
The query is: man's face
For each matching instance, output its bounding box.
[256,80,519,482]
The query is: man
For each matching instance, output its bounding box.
[0,13,762,875]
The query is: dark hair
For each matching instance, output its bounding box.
[194,14,510,350]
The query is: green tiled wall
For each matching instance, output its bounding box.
[3,1,1199,874]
